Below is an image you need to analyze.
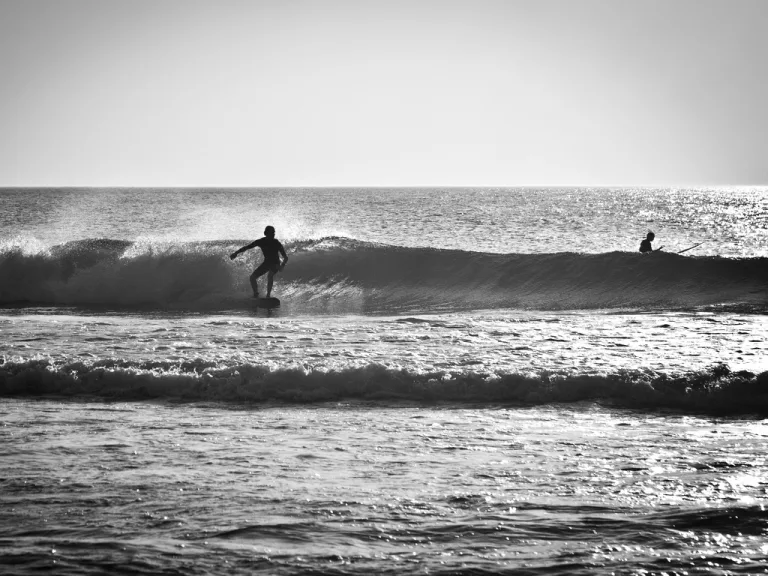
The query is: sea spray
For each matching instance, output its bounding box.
[2,237,766,312]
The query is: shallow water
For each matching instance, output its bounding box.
[2,400,767,575]
[2,310,767,376]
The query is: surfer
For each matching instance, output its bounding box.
[639,232,663,253]
[230,226,289,298]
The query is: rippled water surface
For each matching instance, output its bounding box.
[2,400,767,575]
[2,187,766,256]
[2,310,767,376]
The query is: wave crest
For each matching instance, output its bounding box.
[2,359,766,415]
[1,237,766,312]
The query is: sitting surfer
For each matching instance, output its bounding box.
[230,226,288,298]
[639,232,663,253]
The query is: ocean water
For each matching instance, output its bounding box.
[1,187,767,575]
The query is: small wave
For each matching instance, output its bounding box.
[1,237,766,313]
[1,359,766,415]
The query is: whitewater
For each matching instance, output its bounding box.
[1,187,767,575]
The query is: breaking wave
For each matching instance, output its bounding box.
[1,237,766,313]
[1,358,766,415]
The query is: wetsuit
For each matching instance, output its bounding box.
[252,236,286,275]
[639,239,653,253]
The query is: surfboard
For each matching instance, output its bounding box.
[676,242,703,254]
[256,297,281,308]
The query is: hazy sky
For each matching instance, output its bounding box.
[1,0,767,186]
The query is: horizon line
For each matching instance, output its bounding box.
[2,184,766,190]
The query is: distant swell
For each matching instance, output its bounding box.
[1,237,766,313]
[1,359,766,415]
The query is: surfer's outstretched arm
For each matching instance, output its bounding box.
[230,241,259,260]
[278,243,288,269]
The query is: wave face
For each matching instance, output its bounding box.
[1,237,766,312]
[1,359,766,415]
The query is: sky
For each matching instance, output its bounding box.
[1,0,767,187]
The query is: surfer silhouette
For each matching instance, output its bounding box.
[230,226,288,298]
[639,232,663,253]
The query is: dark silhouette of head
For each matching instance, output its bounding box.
[264,226,275,238]
[646,232,655,241]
